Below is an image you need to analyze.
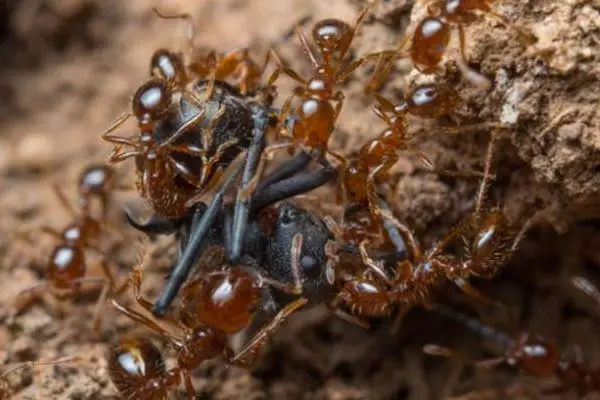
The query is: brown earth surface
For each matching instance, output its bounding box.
[1,0,600,399]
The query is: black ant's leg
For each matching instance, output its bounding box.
[376,197,408,257]
[124,207,185,237]
[229,107,269,263]
[250,159,337,212]
[153,162,244,317]
[255,151,312,193]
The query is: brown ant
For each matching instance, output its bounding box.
[11,166,126,331]
[247,7,379,200]
[150,8,272,97]
[366,0,536,90]
[328,131,526,318]
[77,164,129,219]
[426,303,600,398]
[108,249,307,399]
[0,356,81,400]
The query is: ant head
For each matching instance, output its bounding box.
[408,83,459,118]
[312,19,352,57]
[508,333,560,377]
[263,202,334,304]
[150,49,187,85]
[107,336,168,399]
[78,165,114,196]
[132,79,172,124]
[180,268,261,334]
[47,245,86,290]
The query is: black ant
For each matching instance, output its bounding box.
[11,165,125,332]
[427,303,600,398]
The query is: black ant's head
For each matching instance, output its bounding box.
[262,202,334,305]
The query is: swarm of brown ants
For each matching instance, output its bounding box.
[3,1,599,399]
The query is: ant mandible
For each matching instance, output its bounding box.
[427,303,600,398]
[108,247,307,400]
[11,165,125,332]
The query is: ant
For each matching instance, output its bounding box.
[151,7,272,97]
[427,303,600,398]
[343,83,464,214]
[328,131,527,318]
[244,7,381,205]
[366,0,536,90]
[108,243,309,399]
[10,165,126,331]
[0,356,81,400]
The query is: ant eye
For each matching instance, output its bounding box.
[132,79,171,121]
[300,255,320,279]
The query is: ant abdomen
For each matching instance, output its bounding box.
[411,17,451,73]
[339,279,393,317]
[180,268,261,334]
[507,333,560,378]
[467,210,514,278]
[107,336,172,400]
[150,48,187,86]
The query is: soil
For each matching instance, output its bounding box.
[1,0,600,399]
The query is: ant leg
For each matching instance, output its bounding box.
[153,162,243,317]
[229,297,308,367]
[255,151,312,193]
[100,113,132,140]
[182,371,197,400]
[92,281,110,334]
[474,127,498,217]
[51,184,77,218]
[375,198,419,260]
[228,108,269,262]
[160,107,207,147]
[39,226,63,241]
[124,207,183,237]
[359,240,392,284]
[250,158,336,212]
[455,25,491,89]
[571,276,600,309]
[295,26,319,69]
[452,277,508,310]
[108,150,140,164]
[111,299,179,344]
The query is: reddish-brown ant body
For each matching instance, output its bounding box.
[329,133,525,318]
[428,304,600,397]
[367,0,535,90]
[253,7,375,184]
[108,250,307,399]
[11,165,124,330]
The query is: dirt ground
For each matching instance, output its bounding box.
[1,0,600,399]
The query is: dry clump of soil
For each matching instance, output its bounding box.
[0,0,599,399]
